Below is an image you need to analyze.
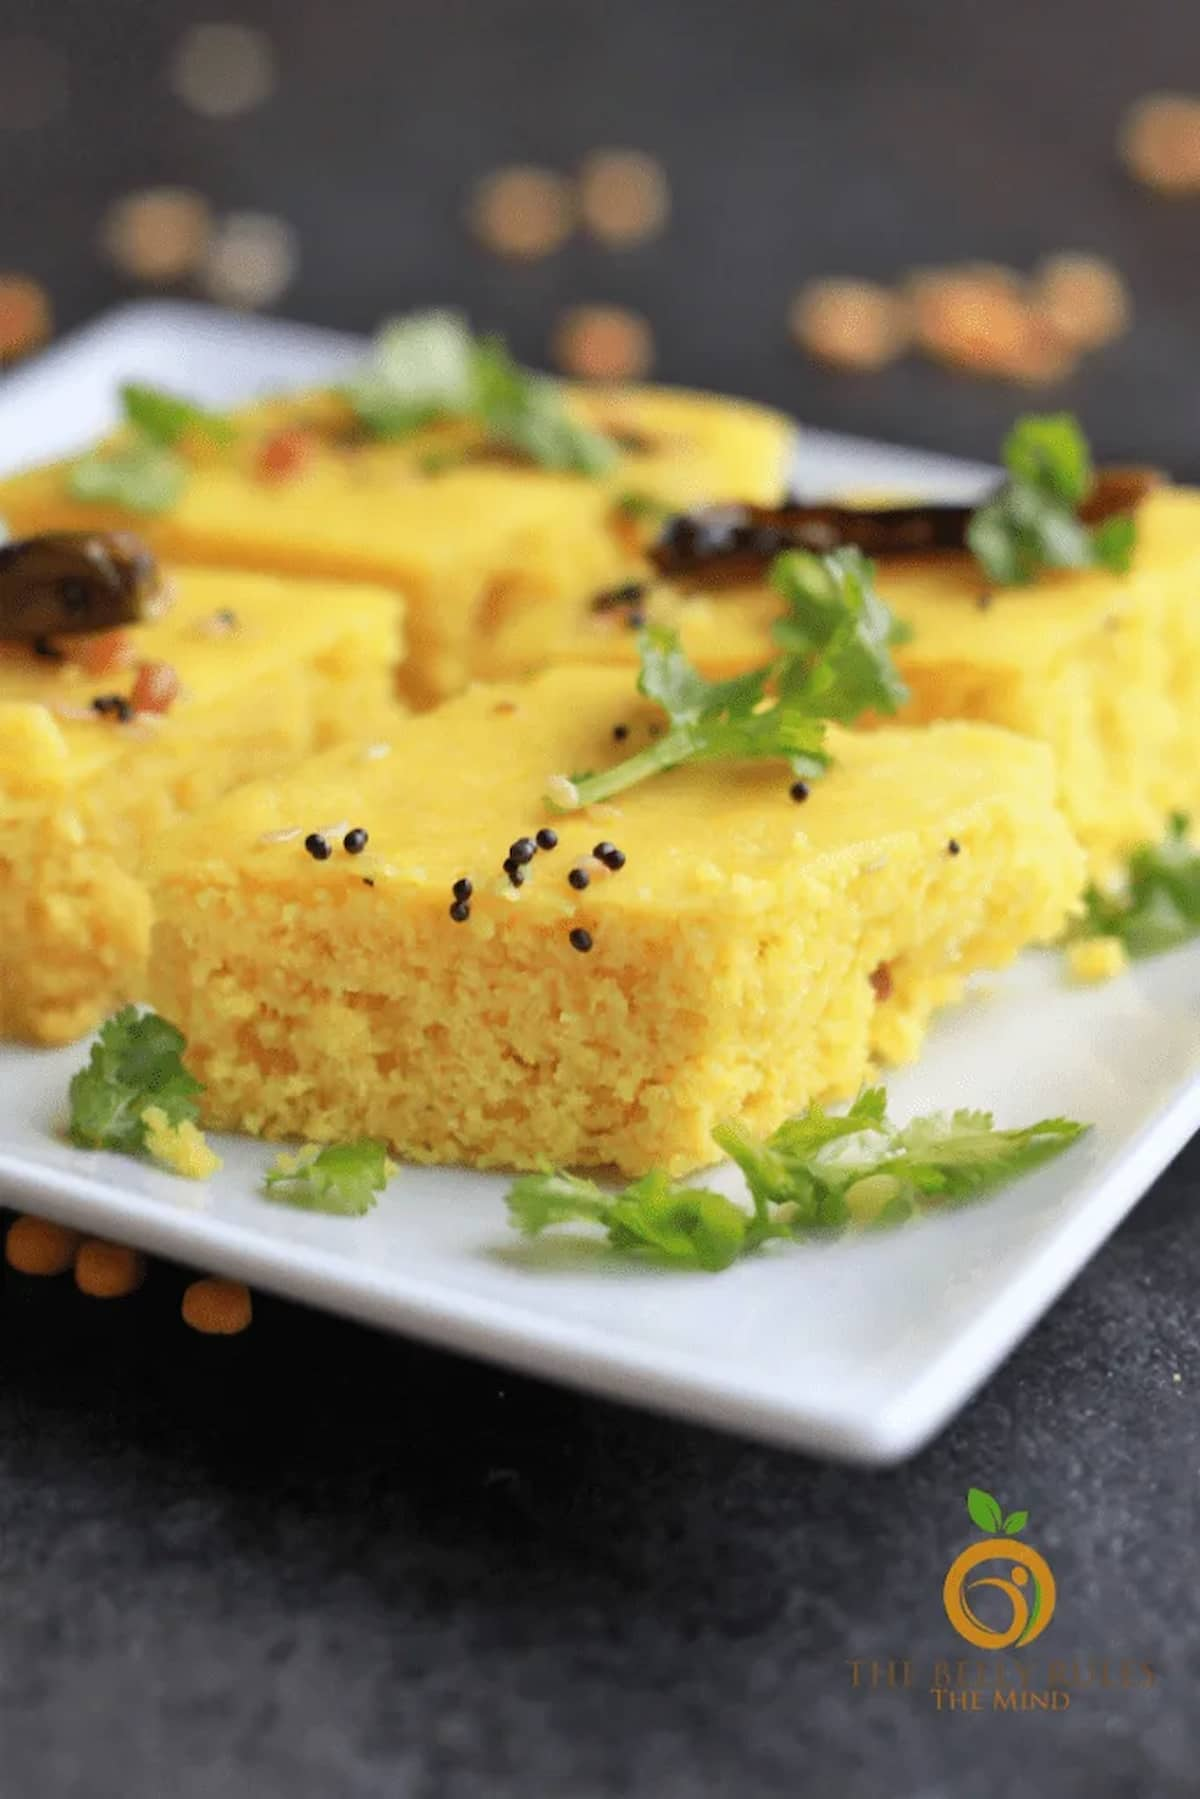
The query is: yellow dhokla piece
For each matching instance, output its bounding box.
[140,1105,223,1180]
[0,384,791,706]
[0,565,401,1044]
[552,488,1200,878]
[148,667,1082,1178]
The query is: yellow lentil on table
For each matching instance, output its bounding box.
[74,1240,146,1299]
[181,1278,253,1335]
[5,1214,80,1276]
[0,273,51,362]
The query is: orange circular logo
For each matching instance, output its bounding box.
[943,1537,1057,1649]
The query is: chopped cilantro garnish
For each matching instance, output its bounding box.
[68,1006,202,1153]
[471,333,617,474]
[772,546,912,717]
[613,489,671,522]
[551,626,830,808]
[715,1091,1086,1232]
[345,310,476,437]
[417,448,464,476]
[1072,813,1200,958]
[506,1090,1087,1268]
[1004,412,1091,499]
[550,547,908,809]
[345,310,616,475]
[119,382,235,449]
[66,383,234,514]
[507,1169,758,1272]
[967,414,1138,586]
[263,1139,394,1216]
[67,439,187,514]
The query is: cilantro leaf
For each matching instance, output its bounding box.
[67,439,187,513]
[771,547,911,718]
[66,384,233,513]
[418,448,465,476]
[967,414,1138,586]
[68,1007,202,1153]
[716,1091,1087,1233]
[119,382,235,449]
[507,1169,754,1271]
[263,1139,394,1216]
[637,625,769,724]
[711,1089,891,1229]
[343,310,476,438]
[555,623,830,808]
[878,1108,1088,1204]
[1091,512,1137,572]
[1073,813,1200,958]
[470,334,616,474]
[506,1171,614,1235]
[345,312,616,474]
[505,1090,1086,1269]
[613,489,672,522]
[551,548,908,810]
[1000,413,1092,505]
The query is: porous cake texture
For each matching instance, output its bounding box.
[1,566,400,1043]
[148,667,1083,1177]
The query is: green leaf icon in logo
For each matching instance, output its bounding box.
[1002,1510,1029,1535]
[966,1487,1004,1533]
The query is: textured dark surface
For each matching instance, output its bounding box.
[2,1164,1198,1799]
[3,0,1200,471]
[2,1,1200,1793]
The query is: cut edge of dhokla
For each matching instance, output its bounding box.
[146,666,1084,1176]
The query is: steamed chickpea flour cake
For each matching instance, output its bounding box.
[555,417,1199,880]
[0,534,400,1043]
[0,313,791,706]
[1,329,1127,1274]
[146,552,1082,1178]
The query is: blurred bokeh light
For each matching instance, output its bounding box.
[1,0,1199,468]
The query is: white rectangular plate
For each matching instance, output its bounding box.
[2,302,1195,1465]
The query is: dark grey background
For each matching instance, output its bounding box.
[2,2,1199,1794]
[3,0,1200,469]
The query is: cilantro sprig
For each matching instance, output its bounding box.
[263,1139,395,1216]
[714,1092,1085,1231]
[551,547,909,810]
[968,414,1137,586]
[613,489,672,523]
[507,1089,1087,1270]
[118,382,235,450]
[68,439,187,513]
[345,310,617,474]
[772,545,912,716]
[1073,813,1200,958]
[508,1169,756,1272]
[67,382,235,514]
[66,1007,395,1210]
[68,1006,202,1153]
[555,628,831,808]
